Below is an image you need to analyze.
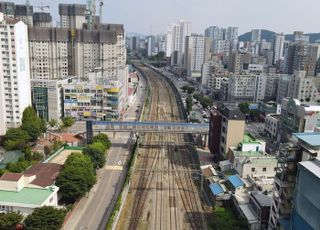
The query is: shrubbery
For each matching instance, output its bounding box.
[56,153,96,203]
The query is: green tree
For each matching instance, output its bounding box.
[181,85,195,94]
[22,146,32,161]
[83,142,106,170]
[92,133,111,150]
[48,119,58,129]
[24,206,66,230]
[238,102,250,114]
[32,152,44,161]
[0,211,23,230]
[193,93,203,102]
[3,128,31,150]
[200,96,213,109]
[211,207,248,230]
[0,169,7,177]
[61,116,75,128]
[21,106,46,141]
[5,160,30,173]
[56,153,96,203]
[186,95,193,112]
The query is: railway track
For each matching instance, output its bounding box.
[117,65,205,230]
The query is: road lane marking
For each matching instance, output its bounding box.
[105,165,123,171]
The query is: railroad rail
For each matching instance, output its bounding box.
[116,64,206,230]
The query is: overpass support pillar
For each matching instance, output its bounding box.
[203,134,208,149]
[86,121,93,144]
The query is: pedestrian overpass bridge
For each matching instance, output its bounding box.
[86,120,209,143]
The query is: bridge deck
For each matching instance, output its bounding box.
[89,121,209,133]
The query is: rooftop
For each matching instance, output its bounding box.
[0,173,23,181]
[251,191,272,207]
[209,183,224,196]
[233,150,267,158]
[293,132,320,148]
[299,157,320,179]
[58,133,82,143]
[239,204,258,224]
[216,103,246,120]
[228,175,245,188]
[243,133,261,144]
[25,163,62,187]
[0,187,56,206]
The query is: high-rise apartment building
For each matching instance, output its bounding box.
[0,15,31,135]
[205,26,238,59]
[273,33,285,65]
[147,35,156,56]
[201,57,225,87]
[33,12,52,28]
[166,20,191,65]
[306,43,320,76]
[0,2,14,18]
[14,4,33,26]
[59,4,86,29]
[285,40,309,74]
[28,24,126,80]
[251,29,261,43]
[28,27,69,80]
[205,26,224,41]
[184,34,210,77]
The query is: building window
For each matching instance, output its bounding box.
[263,167,267,172]
[251,168,255,172]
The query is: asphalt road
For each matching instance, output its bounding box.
[63,74,146,230]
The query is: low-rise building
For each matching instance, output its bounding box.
[0,163,62,215]
[232,151,277,180]
[63,78,125,121]
[264,114,281,142]
[280,98,320,141]
[228,134,276,181]
[31,78,74,121]
[208,103,245,161]
[227,74,256,102]
[258,101,281,115]
[227,174,245,194]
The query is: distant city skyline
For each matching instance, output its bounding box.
[14,0,320,35]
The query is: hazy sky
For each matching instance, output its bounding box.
[15,0,320,35]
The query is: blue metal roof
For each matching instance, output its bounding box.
[293,133,320,147]
[209,183,224,196]
[228,175,245,188]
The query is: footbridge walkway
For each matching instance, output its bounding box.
[86,120,209,143]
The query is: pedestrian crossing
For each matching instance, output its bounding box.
[105,165,123,171]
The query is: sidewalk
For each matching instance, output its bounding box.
[63,75,146,230]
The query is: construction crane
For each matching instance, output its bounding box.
[99,0,104,20]
[86,0,105,30]
[34,3,50,13]
[86,0,95,30]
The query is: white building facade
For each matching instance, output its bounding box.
[167,20,191,66]
[0,15,31,135]
[185,34,210,77]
